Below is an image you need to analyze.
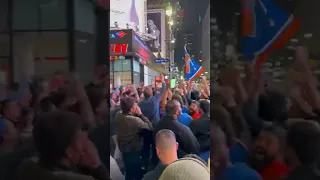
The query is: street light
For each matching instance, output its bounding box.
[168,20,174,26]
[171,38,176,43]
[166,3,173,17]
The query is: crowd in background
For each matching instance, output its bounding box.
[1,45,320,180]
[0,64,211,180]
[210,46,320,180]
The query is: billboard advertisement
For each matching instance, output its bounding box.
[110,0,145,33]
[146,10,165,54]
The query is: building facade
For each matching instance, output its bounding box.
[0,0,109,85]
[109,29,165,87]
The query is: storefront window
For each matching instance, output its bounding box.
[133,72,140,86]
[0,57,9,85]
[112,59,132,86]
[13,0,67,30]
[133,60,140,73]
[74,0,95,34]
[113,59,131,71]
[110,61,114,71]
[12,32,68,81]
[0,34,10,57]
[114,71,131,86]
[74,31,95,84]
[0,0,8,32]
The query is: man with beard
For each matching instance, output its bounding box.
[211,122,260,180]
[188,101,201,119]
[251,125,290,180]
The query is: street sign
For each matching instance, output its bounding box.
[154,58,169,63]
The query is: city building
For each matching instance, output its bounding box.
[201,5,210,78]
[109,29,165,87]
[0,0,109,85]
[110,0,165,87]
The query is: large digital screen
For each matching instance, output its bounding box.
[110,0,145,33]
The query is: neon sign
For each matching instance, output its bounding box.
[110,31,127,38]
[134,36,147,50]
[110,44,128,55]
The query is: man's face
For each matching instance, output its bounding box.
[66,130,89,165]
[251,131,280,170]
[188,103,198,114]
[176,102,182,117]
[6,101,21,119]
[111,93,117,100]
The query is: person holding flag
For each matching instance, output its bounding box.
[241,0,300,73]
[184,45,204,82]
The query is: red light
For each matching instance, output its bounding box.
[110,44,128,55]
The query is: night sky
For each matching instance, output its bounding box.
[174,0,210,69]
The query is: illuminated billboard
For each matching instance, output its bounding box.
[110,0,146,33]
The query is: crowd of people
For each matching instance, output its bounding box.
[211,46,320,180]
[2,45,320,180]
[0,65,211,180]
[110,75,211,180]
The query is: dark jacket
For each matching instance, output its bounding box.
[189,113,210,152]
[153,115,200,157]
[16,157,110,180]
[142,163,167,180]
[284,165,320,180]
[115,112,153,153]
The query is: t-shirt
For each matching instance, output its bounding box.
[229,141,249,164]
[216,163,261,180]
[191,112,201,119]
[259,161,291,180]
[178,113,193,127]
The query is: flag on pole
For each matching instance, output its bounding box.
[184,45,204,82]
[241,0,299,73]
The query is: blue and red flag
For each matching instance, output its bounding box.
[184,45,204,82]
[241,0,300,73]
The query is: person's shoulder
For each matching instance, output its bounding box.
[233,163,261,179]
[52,171,96,180]
[181,113,192,119]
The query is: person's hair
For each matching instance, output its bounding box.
[87,88,105,114]
[120,96,136,114]
[260,124,287,151]
[143,86,153,99]
[137,88,142,97]
[211,105,235,147]
[33,111,82,167]
[39,97,53,113]
[258,91,288,123]
[156,129,176,152]
[287,121,320,165]
[190,100,200,107]
[0,99,12,115]
[199,100,210,114]
[171,94,184,108]
[191,90,200,101]
[165,100,180,116]
[48,92,66,108]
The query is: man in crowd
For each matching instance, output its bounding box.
[142,129,178,180]
[16,111,110,180]
[190,100,211,153]
[153,100,200,159]
[139,74,166,124]
[115,96,153,180]
[251,125,290,180]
